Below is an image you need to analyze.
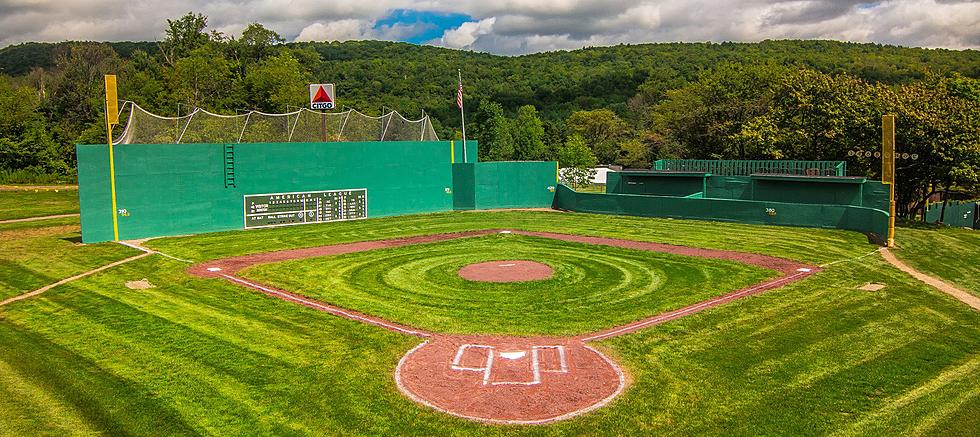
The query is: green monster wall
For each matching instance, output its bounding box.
[452,162,558,210]
[77,141,484,242]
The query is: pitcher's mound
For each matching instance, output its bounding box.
[458,260,553,283]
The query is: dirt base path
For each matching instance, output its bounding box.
[0,252,151,307]
[190,230,818,424]
[881,248,980,311]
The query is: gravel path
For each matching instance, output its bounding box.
[880,248,980,311]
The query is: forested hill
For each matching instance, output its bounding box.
[2,39,978,120]
[1,29,978,214]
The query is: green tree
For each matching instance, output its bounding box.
[511,105,545,160]
[168,45,242,111]
[892,74,980,218]
[557,134,597,188]
[0,76,60,172]
[735,69,886,162]
[474,100,513,161]
[651,62,787,159]
[245,51,308,112]
[616,138,651,169]
[159,12,212,66]
[239,23,284,61]
[565,109,628,164]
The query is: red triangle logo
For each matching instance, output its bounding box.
[312,86,332,103]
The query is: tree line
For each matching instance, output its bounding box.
[0,12,977,218]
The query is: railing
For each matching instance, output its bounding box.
[652,160,846,176]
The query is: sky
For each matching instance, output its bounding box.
[0,0,978,54]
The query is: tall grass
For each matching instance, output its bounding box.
[0,168,77,185]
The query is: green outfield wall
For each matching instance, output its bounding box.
[554,185,890,239]
[452,162,558,210]
[607,172,889,210]
[925,201,979,228]
[77,141,487,242]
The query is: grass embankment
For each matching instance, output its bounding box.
[894,225,980,298]
[0,211,977,434]
[242,234,773,335]
[0,187,79,221]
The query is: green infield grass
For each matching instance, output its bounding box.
[241,234,775,335]
[0,188,79,221]
[0,211,977,435]
[894,225,980,297]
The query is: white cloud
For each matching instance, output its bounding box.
[0,0,977,54]
[439,17,495,48]
[296,19,375,41]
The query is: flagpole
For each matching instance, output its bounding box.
[458,69,467,163]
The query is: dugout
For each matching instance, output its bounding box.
[558,163,891,242]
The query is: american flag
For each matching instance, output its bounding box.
[456,80,463,109]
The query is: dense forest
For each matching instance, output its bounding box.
[0,13,978,218]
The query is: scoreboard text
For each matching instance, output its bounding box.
[244,189,367,229]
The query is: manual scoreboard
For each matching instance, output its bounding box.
[244,189,367,229]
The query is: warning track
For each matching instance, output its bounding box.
[188,230,818,424]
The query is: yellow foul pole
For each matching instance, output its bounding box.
[104,75,120,241]
[882,115,896,248]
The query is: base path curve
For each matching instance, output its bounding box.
[188,229,820,424]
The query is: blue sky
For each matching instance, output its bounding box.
[374,9,473,45]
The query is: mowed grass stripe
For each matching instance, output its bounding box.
[0,358,95,435]
[590,255,980,435]
[0,257,477,435]
[1,212,977,434]
[0,188,78,221]
[836,354,980,436]
[0,218,138,300]
[241,234,774,335]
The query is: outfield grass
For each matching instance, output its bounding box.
[1,211,977,435]
[147,210,875,265]
[0,218,139,300]
[894,225,980,297]
[242,234,774,335]
[0,188,79,221]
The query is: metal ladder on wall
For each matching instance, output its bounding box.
[224,144,236,188]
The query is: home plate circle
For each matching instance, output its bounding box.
[457,260,554,282]
[395,335,626,424]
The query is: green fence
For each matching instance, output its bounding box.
[453,161,558,210]
[925,201,979,228]
[77,140,560,243]
[78,141,475,242]
[607,172,888,210]
[555,185,889,239]
[652,160,846,176]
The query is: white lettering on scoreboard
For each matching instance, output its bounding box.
[243,189,367,229]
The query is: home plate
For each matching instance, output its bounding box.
[396,335,626,424]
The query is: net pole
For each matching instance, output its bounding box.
[882,115,897,247]
[320,110,327,142]
[104,75,120,241]
[458,69,468,163]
